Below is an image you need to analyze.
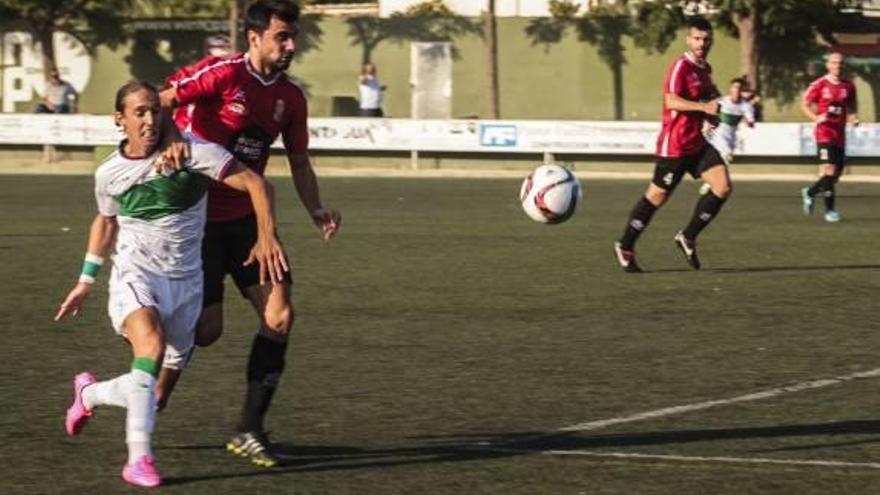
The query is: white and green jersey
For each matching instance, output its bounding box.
[706,96,755,159]
[95,136,234,278]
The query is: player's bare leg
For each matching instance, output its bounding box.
[675,164,731,269]
[226,281,293,467]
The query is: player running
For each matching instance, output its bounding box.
[800,51,859,223]
[614,17,726,272]
[55,80,286,488]
[155,0,341,467]
[699,77,755,195]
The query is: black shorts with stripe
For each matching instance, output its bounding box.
[202,214,292,307]
[817,143,846,174]
[651,145,725,191]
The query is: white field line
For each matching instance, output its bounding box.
[560,368,880,433]
[545,450,880,470]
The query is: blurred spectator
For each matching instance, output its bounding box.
[204,33,233,57]
[35,69,77,114]
[358,63,386,117]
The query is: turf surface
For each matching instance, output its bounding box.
[2,175,879,494]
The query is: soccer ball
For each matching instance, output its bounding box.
[519,164,582,224]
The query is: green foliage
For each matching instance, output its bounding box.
[709,0,861,104]
[346,2,480,64]
[0,0,132,51]
[404,0,454,16]
[130,0,230,17]
[630,1,685,55]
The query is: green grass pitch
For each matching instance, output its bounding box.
[2,175,880,494]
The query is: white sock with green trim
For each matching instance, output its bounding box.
[125,369,157,464]
[82,374,130,409]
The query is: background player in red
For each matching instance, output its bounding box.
[157,0,340,467]
[800,51,859,223]
[613,17,726,272]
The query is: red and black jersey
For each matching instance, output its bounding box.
[803,75,857,147]
[656,52,718,158]
[167,53,309,222]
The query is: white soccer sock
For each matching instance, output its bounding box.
[82,374,130,409]
[125,369,157,464]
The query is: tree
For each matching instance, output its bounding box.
[345,0,481,65]
[712,0,859,96]
[484,0,500,118]
[631,0,858,105]
[0,0,132,77]
[527,0,667,120]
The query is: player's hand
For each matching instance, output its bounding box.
[244,235,289,286]
[849,114,860,127]
[815,113,827,124]
[311,208,341,241]
[54,282,93,321]
[153,136,190,174]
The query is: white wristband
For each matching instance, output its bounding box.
[78,274,96,285]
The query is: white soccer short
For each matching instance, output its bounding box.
[108,265,203,370]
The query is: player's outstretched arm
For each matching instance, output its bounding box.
[665,93,719,115]
[54,214,118,321]
[222,163,289,285]
[154,88,190,173]
[289,153,341,241]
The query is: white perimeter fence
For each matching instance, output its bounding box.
[2,114,879,166]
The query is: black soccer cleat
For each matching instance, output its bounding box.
[673,231,701,270]
[613,242,643,273]
[226,431,281,468]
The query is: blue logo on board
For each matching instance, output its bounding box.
[480,124,517,147]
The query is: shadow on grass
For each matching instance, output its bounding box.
[708,264,880,274]
[160,419,880,486]
[646,264,880,275]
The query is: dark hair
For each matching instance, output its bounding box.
[245,0,301,35]
[730,77,747,87]
[688,17,712,32]
[114,80,158,112]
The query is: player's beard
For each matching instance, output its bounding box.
[273,54,293,73]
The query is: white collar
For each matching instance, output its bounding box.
[684,51,707,69]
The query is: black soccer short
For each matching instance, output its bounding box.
[817,143,846,174]
[651,145,725,191]
[202,214,292,307]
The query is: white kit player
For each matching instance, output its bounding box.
[701,77,755,194]
[54,80,287,488]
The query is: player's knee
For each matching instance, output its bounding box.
[714,182,733,198]
[645,189,668,206]
[264,305,294,335]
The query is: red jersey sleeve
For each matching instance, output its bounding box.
[165,56,215,89]
[173,58,235,106]
[803,80,822,104]
[666,57,689,96]
[282,88,309,155]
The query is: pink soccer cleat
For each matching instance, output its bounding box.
[65,372,96,436]
[122,455,162,488]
